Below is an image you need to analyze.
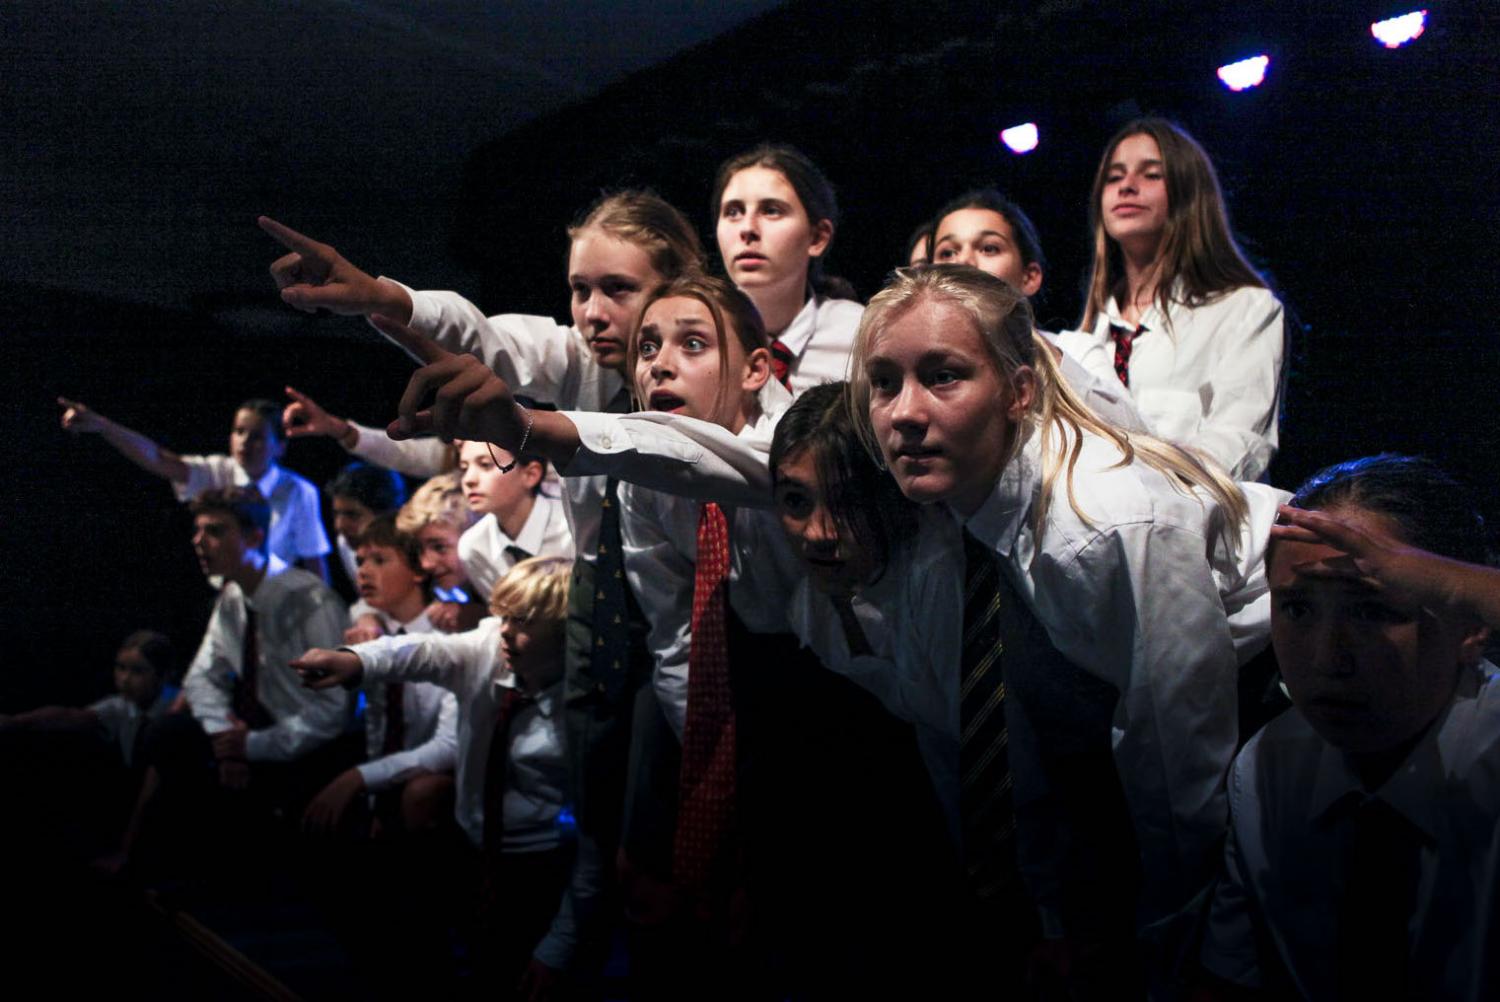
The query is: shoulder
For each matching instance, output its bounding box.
[1179,284,1283,327]
[265,567,340,609]
[815,296,865,335]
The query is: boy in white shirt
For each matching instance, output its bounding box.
[455,439,574,601]
[302,515,456,838]
[294,556,588,997]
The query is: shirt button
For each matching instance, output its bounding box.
[599,434,613,449]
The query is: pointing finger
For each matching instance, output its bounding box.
[371,313,450,366]
[258,215,327,258]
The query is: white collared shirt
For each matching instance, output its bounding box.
[775,293,863,395]
[182,560,351,761]
[89,687,178,767]
[1202,662,1500,1000]
[352,620,583,967]
[961,423,1287,949]
[1055,285,1284,480]
[173,457,332,563]
[457,493,575,602]
[617,401,805,739]
[355,611,458,793]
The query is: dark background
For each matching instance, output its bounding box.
[5,1,1496,709]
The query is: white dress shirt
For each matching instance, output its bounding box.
[355,611,459,793]
[173,457,332,563]
[1202,661,1500,1001]
[1056,285,1284,480]
[457,493,575,603]
[182,561,350,761]
[617,404,806,739]
[351,621,584,968]
[775,293,863,394]
[347,421,453,478]
[1038,329,1149,433]
[962,423,1287,955]
[89,687,178,767]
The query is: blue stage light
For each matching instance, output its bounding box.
[1372,10,1427,48]
[999,123,1039,154]
[1217,55,1270,92]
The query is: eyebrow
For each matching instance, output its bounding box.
[1108,158,1164,171]
[936,229,1009,245]
[570,272,640,285]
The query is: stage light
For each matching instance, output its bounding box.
[999,123,1038,154]
[1217,55,1270,92]
[1371,10,1426,48]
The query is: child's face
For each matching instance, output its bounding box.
[864,298,1032,516]
[192,511,256,579]
[229,409,283,479]
[332,495,377,542]
[635,295,759,434]
[417,523,465,591]
[717,166,830,294]
[1100,132,1170,253]
[458,440,539,522]
[499,613,563,688]
[114,646,163,709]
[1270,506,1475,756]
[774,449,875,597]
[355,542,426,615]
[931,208,1042,296]
[567,228,662,374]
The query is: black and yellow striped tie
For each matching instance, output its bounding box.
[960,530,1017,899]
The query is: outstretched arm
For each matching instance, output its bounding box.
[58,397,189,483]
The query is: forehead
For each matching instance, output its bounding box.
[774,447,819,487]
[332,495,373,513]
[936,207,1013,242]
[417,523,459,543]
[567,228,656,280]
[458,440,509,464]
[1110,132,1163,165]
[194,510,238,532]
[1269,507,1407,586]
[356,541,400,557]
[721,165,800,208]
[232,409,269,432]
[870,298,989,364]
[116,647,153,669]
[642,294,716,331]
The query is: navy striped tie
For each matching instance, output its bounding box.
[960,530,1017,899]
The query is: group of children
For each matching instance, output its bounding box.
[26,120,1500,1000]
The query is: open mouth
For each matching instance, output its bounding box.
[649,391,686,412]
[357,584,377,597]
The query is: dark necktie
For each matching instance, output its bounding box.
[960,530,1017,899]
[673,502,737,895]
[234,606,274,729]
[768,338,795,390]
[1336,797,1422,998]
[1108,323,1144,387]
[482,685,530,851]
[589,389,634,700]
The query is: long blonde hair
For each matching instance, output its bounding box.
[848,266,1248,546]
[1080,118,1266,331]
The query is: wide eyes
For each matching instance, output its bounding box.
[637,340,659,360]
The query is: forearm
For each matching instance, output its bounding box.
[1,705,99,733]
[98,418,188,481]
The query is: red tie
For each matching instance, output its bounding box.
[1109,323,1143,387]
[673,502,737,895]
[768,338,794,390]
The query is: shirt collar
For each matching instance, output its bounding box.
[775,291,819,355]
[239,462,283,499]
[956,425,1040,560]
[1307,667,1485,843]
[510,495,554,556]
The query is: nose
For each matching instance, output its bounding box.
[957,245,978,267]
[1117,172,1139,196]
[649,345,677,380]
[888,377,928,435]
[1309,617,1357,679]
[803,506,839,553]
[462,465,479,488]
[583,289,609,328]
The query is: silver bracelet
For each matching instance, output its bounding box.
[490,407,534,474]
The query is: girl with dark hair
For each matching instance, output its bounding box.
[1058,118,1286,481]
[710,143,863,393]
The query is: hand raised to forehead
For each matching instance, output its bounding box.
[371,314,528,447]
[258,216,411,321]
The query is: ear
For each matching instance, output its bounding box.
[245,526,268,557]
[520,460,545,491]
[807,218,834,260]
[742,346,773,394]
[1019,262,1044,298]
[1007,365,1037,421]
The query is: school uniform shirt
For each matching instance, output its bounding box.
[1201,661,1500,1000]
[962,422,1287,955]
[346,421,452,478]
[617,406,806,739]
[173,457,332,564]
[336,532,360,584]
[89,686,178,768]
[1055,285,1284,480]
[1038,329,1149,433]
[182,560,350,761]
[776,293,863,394]
[783,505,961,843]
[457,493,575,603]
[351,623,585,967]
[378,281,622,565]
[356,611,459,793]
